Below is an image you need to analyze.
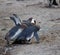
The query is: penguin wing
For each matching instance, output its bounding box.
[10,14,21,25]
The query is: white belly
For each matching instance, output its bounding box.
[11,29,23,40]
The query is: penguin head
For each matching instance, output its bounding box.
[28,17,36,24]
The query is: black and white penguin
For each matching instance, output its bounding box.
[5,14,40,45]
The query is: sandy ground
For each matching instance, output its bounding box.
[0,0,60,55]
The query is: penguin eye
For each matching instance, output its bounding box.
[34,20,36,23]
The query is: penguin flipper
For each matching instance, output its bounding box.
[10,14,21,25]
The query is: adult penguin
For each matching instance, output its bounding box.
[5,14,40,45]
[48,0,58,7]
